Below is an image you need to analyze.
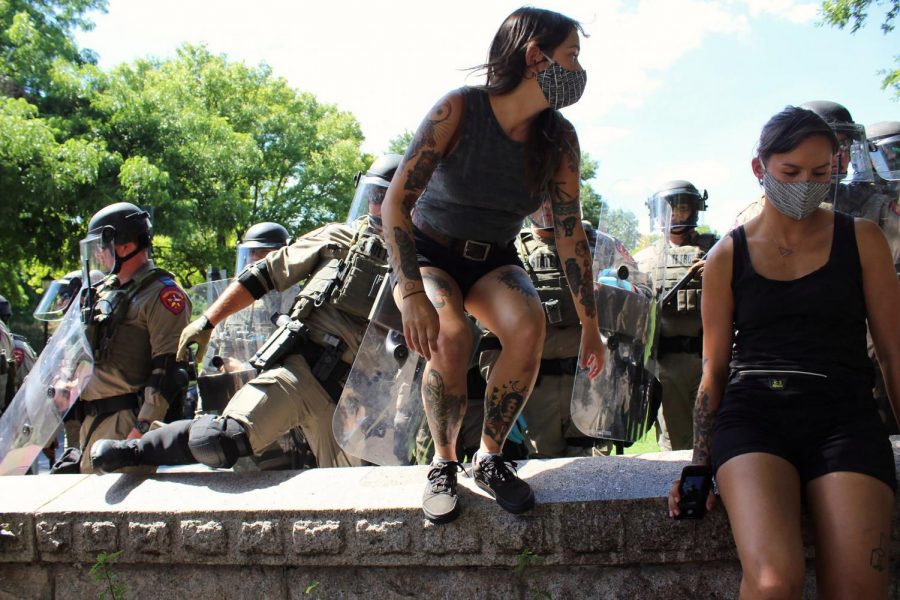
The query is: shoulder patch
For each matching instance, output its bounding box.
[159,286,187,315]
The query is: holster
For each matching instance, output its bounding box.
[250,318,311,371]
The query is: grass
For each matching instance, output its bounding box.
[622,426,661,455]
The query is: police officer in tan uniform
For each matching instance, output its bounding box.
[0,316,15,414]
[635,181,717,451]
[0,295,37,387]
[77,202,191,473]
[91,155,399,473]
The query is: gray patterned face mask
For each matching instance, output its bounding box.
[761,169,830,220]
[535,55,587,110]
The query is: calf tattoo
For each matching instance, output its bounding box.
[484,379,528,445]
[423,369,465,447]
[871,533,888,572]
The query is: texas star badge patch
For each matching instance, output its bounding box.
[159,286,186,315]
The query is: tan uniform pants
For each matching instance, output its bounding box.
[656,351,702,451]
[522,373,592,459]
[223,353,360,468]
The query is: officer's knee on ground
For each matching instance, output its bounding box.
[188,415,252,468]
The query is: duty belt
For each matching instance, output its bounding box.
[658,335,702,356]
[81,393,140,417]
[295,340,352,403]
[415,220,505,262]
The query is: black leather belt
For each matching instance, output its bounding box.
[415,220,503,262]
[81,393,140,417]
[658,335,702,356]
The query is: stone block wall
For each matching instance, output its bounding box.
[1,447,899,599]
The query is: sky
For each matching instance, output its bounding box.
[74,0,898,237]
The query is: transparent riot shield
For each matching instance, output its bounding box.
[333,279,426,466]
[0,291,93,475]
[569,201,669,443]
[186,281,297,415]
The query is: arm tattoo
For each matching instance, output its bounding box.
[404,149,441,191]
[422,369,465,447]
[692,369,717,465]
[497,269,539,299]
[424,272,453,309]
[483,379,528,446]
[404,99,453,160]
[392,226,422,283]
[564,243,596,319]
[560,216,577,237]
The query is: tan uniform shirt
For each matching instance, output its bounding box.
[82,261,191,422]
[262,222,368,362]
[0,320,15,411]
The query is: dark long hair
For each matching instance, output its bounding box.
[757,106,838,165]
[474,7,584,198]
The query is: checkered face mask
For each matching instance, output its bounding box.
[761,169,830,221]
[535,56,587,110]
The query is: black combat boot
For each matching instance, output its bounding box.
[91,439,141,474]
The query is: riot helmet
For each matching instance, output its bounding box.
[647,180,707,233]
[799,100,874,185]
[235,222,291,275]
[346,154,403,229]
[0,294,10,323]
[82,202,153,275]
[33,269,103,321]
[868,121,900,182]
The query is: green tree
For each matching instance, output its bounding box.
[820,0,900,96]
[88,45,369,284]
[387,130,413,155]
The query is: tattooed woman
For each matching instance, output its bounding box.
[381,7,605,524]
[668,106,900,598]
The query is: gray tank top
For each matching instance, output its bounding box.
[414,87,543,244]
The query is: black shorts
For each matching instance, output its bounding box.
[407,224,524,298]
[711,372,896,492]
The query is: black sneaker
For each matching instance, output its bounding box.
[422,461,463,524]
[90,439,140,474]
[471,454,535,514]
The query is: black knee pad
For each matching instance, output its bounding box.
[187,415,252,468]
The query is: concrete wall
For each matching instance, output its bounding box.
[1,446,898,599]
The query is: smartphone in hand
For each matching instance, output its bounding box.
[676,465,713,520]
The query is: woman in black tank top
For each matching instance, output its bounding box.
[380,8,606,525]
[667,106,900,597]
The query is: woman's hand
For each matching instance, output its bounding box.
[667,472,717,519]
[579,326,606,380]
[400,292,439,361]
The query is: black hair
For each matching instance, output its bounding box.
[473,7,585,198]
[757,106,839,165]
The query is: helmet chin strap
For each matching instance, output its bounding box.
[111,241,148,275]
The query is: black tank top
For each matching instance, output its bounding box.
[730,211,873,386]
[414,87,543,244]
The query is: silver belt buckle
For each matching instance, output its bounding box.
[462,240,490,261]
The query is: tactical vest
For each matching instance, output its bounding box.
[84,267,172,364]
[290,222,389,322]
[659,233,717,315]
[518,230,580,328]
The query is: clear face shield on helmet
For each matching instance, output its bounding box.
[346,175,390,226]
[234,245,279,277]
[79,229,117,277]
[832,123,875,185]
[646,193,676,235]
[870,134,900,182]
[33,271,105,321]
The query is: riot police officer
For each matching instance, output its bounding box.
[867,120,900,270]
[235,222,292,275]
[635,180,717,451]
[0,295,35,391]
[76,202,192,473]
[91,155,400,473]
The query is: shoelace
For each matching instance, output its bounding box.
[478,456,518,483]
[427,462,463,493]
